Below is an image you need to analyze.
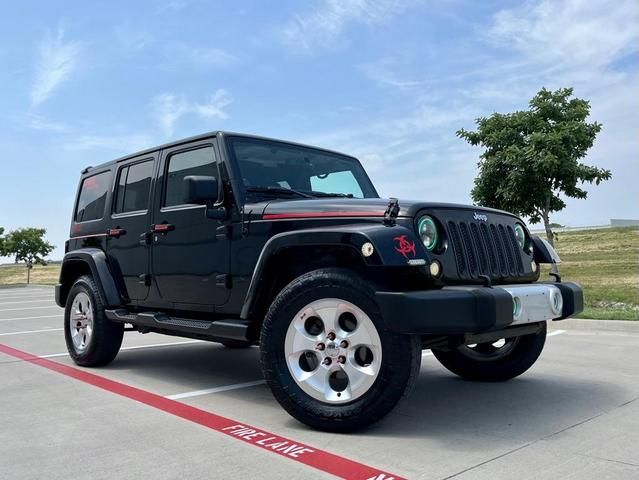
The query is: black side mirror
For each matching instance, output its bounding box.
[183,175,227,220]
[183,175,218,204]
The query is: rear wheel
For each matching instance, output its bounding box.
[432,322,547,382]
[64,275,124,367]
[260,268,421,432]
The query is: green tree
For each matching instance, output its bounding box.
[3,228,55,284]
[0,227,6,257]
[457,87,611,246]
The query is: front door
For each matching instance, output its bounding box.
[151,140,230,306]
[107,154,157,301]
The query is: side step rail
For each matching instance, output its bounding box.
[105,309,251,342]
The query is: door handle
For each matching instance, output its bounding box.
[152,223,174,234]
[106,228,126,238]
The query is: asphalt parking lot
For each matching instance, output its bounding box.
[1,286,638,479]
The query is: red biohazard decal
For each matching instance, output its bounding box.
[394,235,416,258]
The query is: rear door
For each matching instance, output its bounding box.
[150,139,230,307]
[106,154,156,301]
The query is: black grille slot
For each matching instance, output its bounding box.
[459,223,478,276]
[499,224,516,274]
[447,221,467,275]
[479,223,498,275]
[490,224,508,276]
[445,218,525,281]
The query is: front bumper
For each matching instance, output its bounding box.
[376,282,583,335]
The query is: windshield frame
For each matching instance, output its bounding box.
[223,135,379,203]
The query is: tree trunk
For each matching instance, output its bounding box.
[541,211,554,247]
[26,264,30,285]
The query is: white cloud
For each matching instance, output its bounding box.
[24,113,72,133]
[114,27,154,51]
[30,26,82,107]
[153,90,233,137]
[305,0,639,224]
[490,0,639,69]
[282,0,422,52]
[358,58,425,88]
[64,134,153,153]
[169,44,236,68]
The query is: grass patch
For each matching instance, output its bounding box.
[541,227,639,320]
[0,263,60,286]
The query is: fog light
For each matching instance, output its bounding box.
[531,261,538,272]
[429,260,442,277]
[550,290,563,315]
[513,296,522,319]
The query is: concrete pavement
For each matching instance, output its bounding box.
[1,286,638,479]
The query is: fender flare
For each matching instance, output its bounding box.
[56,248,122,308]
[240,224,428,319]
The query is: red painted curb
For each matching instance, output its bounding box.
[0,343,405,480]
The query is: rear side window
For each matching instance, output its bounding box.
[75,171,111,222]
[164,146,216,207]
[114,160,153,214]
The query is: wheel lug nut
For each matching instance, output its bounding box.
[340,340,348,348]
[327,332,336,341]
[323,358,332,366]
[316,343,325,351]
[337,355,346,364]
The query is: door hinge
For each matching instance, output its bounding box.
[216,274,232,289]
[138,274,152,286]
[139,232,152,246]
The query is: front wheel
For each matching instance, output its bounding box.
[431,322,547,382]
[260,268,421,433]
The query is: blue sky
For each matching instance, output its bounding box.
[1,0,637,260]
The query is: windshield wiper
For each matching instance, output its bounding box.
[246,186,314,199]
[309,191,354,198]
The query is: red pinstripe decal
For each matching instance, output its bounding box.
[0,343,404,480]
[263,211,384,220]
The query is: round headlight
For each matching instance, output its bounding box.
[418,216,438,251]
[514,224,526,250]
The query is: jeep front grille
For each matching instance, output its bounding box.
[447,220,524,280]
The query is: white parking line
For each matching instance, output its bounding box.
[0,328,63,336]
[547,329,567,337]
[0,314,61,322]
[0,291,54,297]
[39,340,203,358]
[0,299,56,306]
[0,306,61,312]
[0,294,54,301]
[166,380,266,400]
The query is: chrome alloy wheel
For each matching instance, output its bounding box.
[284,298,382,404]
[69,292,94,353]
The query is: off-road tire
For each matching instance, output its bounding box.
[260,268,421,432]
[432,322,547,382]
[64,275,124,367]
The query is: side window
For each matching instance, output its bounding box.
[310,170,364,198]
[75,171,111,222]
[164,146,216,207]
[114,160,153,214]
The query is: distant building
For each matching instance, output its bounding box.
[610,219,639,227]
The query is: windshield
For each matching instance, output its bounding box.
[228,137,378,199]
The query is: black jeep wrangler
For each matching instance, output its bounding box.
[56,131,582,432]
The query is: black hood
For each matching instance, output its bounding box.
[257,197,519,221]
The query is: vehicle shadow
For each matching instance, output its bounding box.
[105,342,627,445]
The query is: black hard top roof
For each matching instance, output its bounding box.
[82,131,355,174]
